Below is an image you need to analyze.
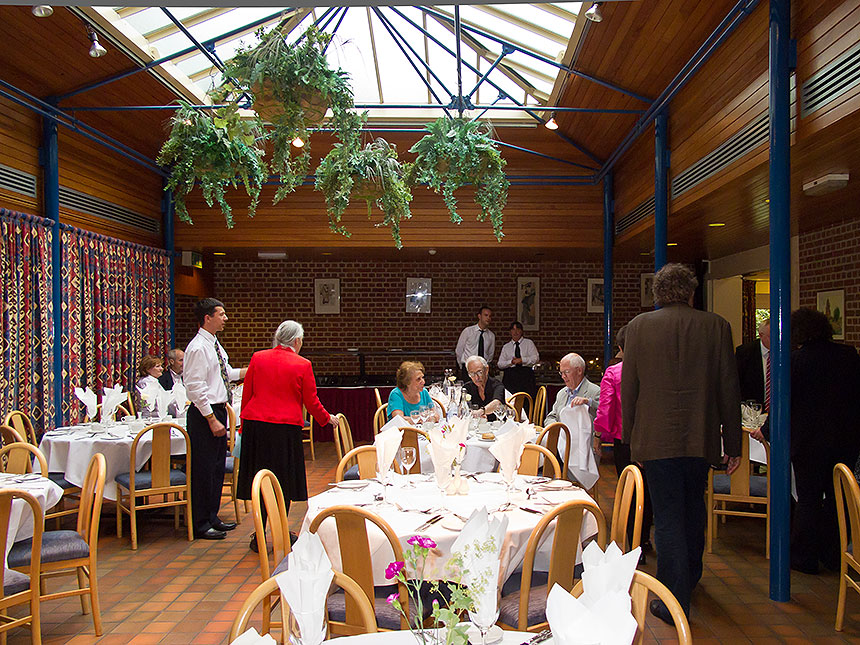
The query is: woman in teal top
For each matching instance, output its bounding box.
[388,361,440,421]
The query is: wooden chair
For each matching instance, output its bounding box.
[4,410,38,446]
[332,413,356,463]
[302,405,316,461]
[517,444,561,479]
[610,464,645,552]
[834,462,860,631]
[531,386,547,425]
[707,429,769,558]
[507,392,533,421]
[0,489,43,644]
[115,422,193,549]
[10,453,106,636]
[336,446,378,482]
[571,570,692,644]
[0,443,48,476]
[223,403,241,522]
[0,424,25,447]
[124,392,136,417]
[229,570,378,641]
[498,498,607,632]
[535,423,572,481]
[309,505,410,632]
[373,388,383,411]
[398,426,428,474]
[372,404,389,434]
[430,396,447,418]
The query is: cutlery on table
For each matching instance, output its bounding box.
[519,506,543,515]
[415,514,444,531]
[519,629,552,645]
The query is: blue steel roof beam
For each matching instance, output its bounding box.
[321,7,349,55]
[293,6,338,46]
[417,5,652,104]
[466,46,514,101]
[454,6,466,116]
[494,140,597,174]
[471,92,505,122]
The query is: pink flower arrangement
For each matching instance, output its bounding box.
[407,535,437,549]
[386,561,405,580]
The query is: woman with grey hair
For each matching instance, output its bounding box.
[238,320,332,552]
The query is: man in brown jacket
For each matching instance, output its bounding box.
[622,263,741,622]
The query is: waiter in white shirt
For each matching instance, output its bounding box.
[455,306,495,377]
[498,321,539,402]
[184,298,247,540]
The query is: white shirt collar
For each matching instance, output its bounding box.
[760,341,769,358]
[197,328,216,343]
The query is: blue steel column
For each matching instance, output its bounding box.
[603,173,614,368]
[162,180,176,346]
[41,115,62,427]
[654,111,669,272]
[768,0,791,603]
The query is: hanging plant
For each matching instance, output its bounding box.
[156,101,266,228]
[406,117,509,240]
[217,24,355,203]
[315,111,413,249]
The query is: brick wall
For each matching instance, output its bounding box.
[174,293,199,350]
[174,259,654,378]
[798,214,860,348]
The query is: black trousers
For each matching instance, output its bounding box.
[188,403,228,535]
[613,440,653,546]
[643,457,709,617]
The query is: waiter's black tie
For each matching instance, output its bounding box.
[514,341,521,359]
[478,329,485,358]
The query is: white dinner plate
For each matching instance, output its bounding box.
[439,515,466,531]
[335,481,369,490]
[538,480,573,491]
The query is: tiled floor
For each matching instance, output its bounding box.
[7,442,860,644]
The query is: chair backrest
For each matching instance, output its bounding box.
[125,392,136,416]
[430,396,447,418]
[507,392,533,421]
[514,498,607,630]
[531,386,547,425]
[835,463,860,567]
[518,443,561,479]
[536,423,572,480]
[374,388,383,411]
[0,424,25,448]
[399,426,428,474]
[332,413,356,462]
[128,422,189,493]
[611,464,645,552]
[0,489,43,632]
[251,469,292,580]
[226,403,237,452]
[3,411,38,446]
[309,505,409,629]
[78,452,107,549]
[0,442,47,476]
[336,446,377,482]
[372,404,389,434]
[726,430,769,497]
[229,569,378,641]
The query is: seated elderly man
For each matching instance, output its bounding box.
[545,352,600,426]
[463,355,506,421]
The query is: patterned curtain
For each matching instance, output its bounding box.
[0,209,55,431]
[741,278,757,343]
[61,226,171,424]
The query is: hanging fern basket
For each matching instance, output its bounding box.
[352,176,385,202]
[253,80,330,124]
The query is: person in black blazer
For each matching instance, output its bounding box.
[735,318,770,405]
[158,348,184,390]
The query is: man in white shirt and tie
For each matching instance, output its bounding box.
[497,321,539,402]
[455,306,495,377]
[184,298,247,540]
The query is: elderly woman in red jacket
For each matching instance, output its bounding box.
[237,320,332,552]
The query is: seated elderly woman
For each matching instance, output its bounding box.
[136,354,166,417]
[463,355,505,420]
[388,361,440,422]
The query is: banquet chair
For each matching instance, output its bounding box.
[0,443,48,476]
[10,453,106,636]
[4,410,39,446]
[399,426,428,474]
[309,505,411,632]
[251,469,292,635]
[517,444,561,479]
[0,489,43,645]
[229,570,378,641]
[223,403,241,522]
[374,388,384,412]
[115,422,192,549]
[498,498,607,632]
[336,447,377,482]
[834,462,860,631]
[706,430,769,558]
[332,413,356,463]
[430,397,447,418]
[531,386,547,425]
[507,392,533,421]
[571,570,692,644]
[535,423,572,482]
[0,424,25,447]
[610,464,645,552]
[302,405,316,461]
[372,405,389,435]
[124,393,136,417]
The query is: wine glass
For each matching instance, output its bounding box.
[398,446,417,485]
[495,405,508,424]
[410,409,421,426]
[288,610,326,645]
[469,604,499,645]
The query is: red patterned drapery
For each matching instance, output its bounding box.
[61,226,171,424]
[0,209,55,431]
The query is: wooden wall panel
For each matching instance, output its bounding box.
[612,127,654,221]
[0,96,40,213]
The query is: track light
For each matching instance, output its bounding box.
[32,5,53,17]
[291,137,305,148]
[544,113,558,130]
[87,25,107,58]
[585,3,603,22]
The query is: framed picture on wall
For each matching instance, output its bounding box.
[517,277,540,331]
[816,289,845,340]
[314,278,340,314]
[641,273,655,308]
[587,278,604,313]
[406,277,432,313]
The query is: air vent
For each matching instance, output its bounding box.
[801,41,860,118]
[615,195,655,236]
[58,186,160,234]
[0,163,37,198]
[671,114,768,199]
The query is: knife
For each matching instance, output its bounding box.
[415,514,444,531]
[519,629,552,645]
[519,506,544,515]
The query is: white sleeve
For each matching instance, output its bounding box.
[522,339,540,366]
[455,327,469,366]
[184,343,212,417]
[497,342,513,369]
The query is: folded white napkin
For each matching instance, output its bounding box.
[378,414,411,434]
[137,379,161,409]
[489,423,535,484]
[374,426,403,478]
[426,418,470,493]
[275,532,333,645]
[171,382,187,415]
[429,384,451,411]
[494,419,517,437]
[154,387,174,419]
[74,387,98,420]
[101,385,127,423]
[451,508,508,626]
[230,628,278,645]
[559,406,600,488]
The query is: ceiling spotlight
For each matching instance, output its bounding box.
[291,136,305,148]
[87,26,107,58]
[32,5,53,17]
[428,249,437,255]
[544,113,559,130]
[708,222,726,227]
[585,3,603,22]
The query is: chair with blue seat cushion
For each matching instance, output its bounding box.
[0,488,43,644]
[222,403,241,522]
[498,498,607,632]
[336,446,378,482]
[0,442,47,476]
[10,453,105,636]
[707,429,770,558]
[331,414,360,481]
[115,422,192,550]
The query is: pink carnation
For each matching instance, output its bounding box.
[385,561,405,579]
[387,592,400,605]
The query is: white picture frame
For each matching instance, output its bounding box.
[314,278,340,314]
[587,278,604,313]
[641,273,655,308]
[517,277,540,331]
[406,277,432,313]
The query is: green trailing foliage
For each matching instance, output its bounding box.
[156,101,266,228]
[406,117,508,241]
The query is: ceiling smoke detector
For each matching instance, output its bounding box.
[802,173,849,196]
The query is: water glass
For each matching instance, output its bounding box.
[398,446,417,482]
[469,606,499,645]
[410,409,421,426]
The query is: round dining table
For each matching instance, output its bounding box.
[0,472,63,564]
[322,628,551,644]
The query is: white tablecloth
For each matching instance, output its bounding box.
[323,628,549,644]
[37,420,188,501]
[302,473,598,587]
[414,420,520,474]
[0,472,64,563]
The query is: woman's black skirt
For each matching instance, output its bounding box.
[236,419,308,502]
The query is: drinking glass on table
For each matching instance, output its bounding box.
[420,404,432,425]
[410,409,421,426]
[469,604,499,645]
[398,446,417,486]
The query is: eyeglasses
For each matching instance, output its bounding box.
[468,370,486,378]
[558,369,575,377]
